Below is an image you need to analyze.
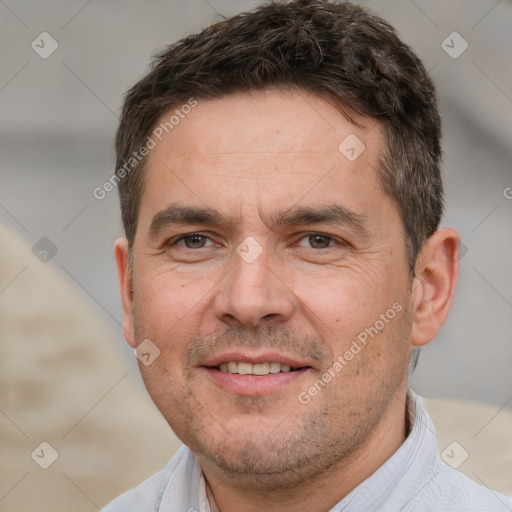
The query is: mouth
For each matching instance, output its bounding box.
[200,353,313,395]
[212,361,308,375]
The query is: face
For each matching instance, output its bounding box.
[118,90,415,489]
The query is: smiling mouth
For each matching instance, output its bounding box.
[211,361,309,376]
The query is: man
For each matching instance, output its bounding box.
[104,1,512,510]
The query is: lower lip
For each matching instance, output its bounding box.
[202,367,310,395]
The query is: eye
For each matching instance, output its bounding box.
[174,233,213,249]
[297,233,337,249]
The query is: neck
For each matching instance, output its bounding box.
[201,387,409,512]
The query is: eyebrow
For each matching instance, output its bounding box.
[149,205,225,238]
[272,205,367,233]
[148,203,367,239]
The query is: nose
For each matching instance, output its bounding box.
[213,241,295,328]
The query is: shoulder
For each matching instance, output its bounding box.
[100,447,186,512]
[410,458,512,511]
[100,467,169,512]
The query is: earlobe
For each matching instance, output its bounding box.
[410,228,460,348]
[114,238,136,347]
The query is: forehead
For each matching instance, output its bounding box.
[155,89,381,160]
[140,90,390,226]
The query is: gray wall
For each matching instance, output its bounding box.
[1,0,511,406]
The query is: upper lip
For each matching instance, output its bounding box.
[201,351,314,370]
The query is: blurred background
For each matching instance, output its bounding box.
[1,0,511,510]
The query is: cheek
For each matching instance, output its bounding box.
[291,266,411,384]
[131,270,212,369]
[134,267,209,323]
[290,266,399,342]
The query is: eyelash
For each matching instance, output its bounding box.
[172,233,215,249]
[170,232,344,250]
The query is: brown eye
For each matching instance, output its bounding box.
[180,234,208,248]
[307,234,333,249]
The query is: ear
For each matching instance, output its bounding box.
[410,228,460,347]
[114,238,135,348]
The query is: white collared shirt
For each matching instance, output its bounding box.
[102,390,512,511]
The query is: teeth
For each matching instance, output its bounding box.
[269,362,281,373]
[218,361,298,375]
[237,362,252,375]
[253,363,270,376]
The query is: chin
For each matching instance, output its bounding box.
[197,437,332,490]
[174,405,354,491]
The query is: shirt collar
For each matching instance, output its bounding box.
[158,389,438,512]
[328,389,438,511]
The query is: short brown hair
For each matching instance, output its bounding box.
[115,0,443,271]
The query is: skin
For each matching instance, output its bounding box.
[115,89,460,512]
